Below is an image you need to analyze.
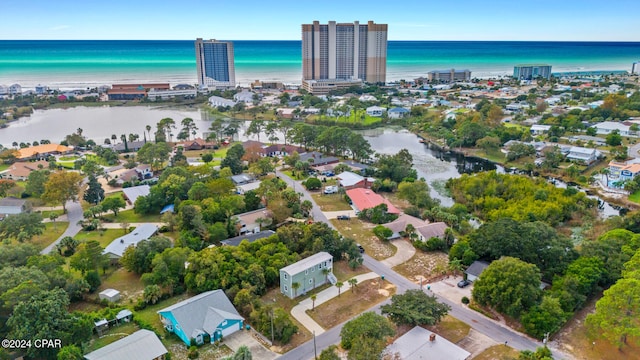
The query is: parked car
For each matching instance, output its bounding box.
[323,171,335,177]
[323,185,338,194]
[357,244,365,253]
[336,214,350,220]
[457,279,471,288]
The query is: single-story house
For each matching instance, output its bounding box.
[388,107,410,119]
[16,143,72,161]
[122,185,150,205]
[465,261,490,282]
[280,251,333,299]
[99,288,121,303]
[299,151,340,167]
[530,124,551,135]
[1,160,49,181]
[591,121,633,136]
[111,140,147,153]
[365,106,387,117]
[383,214,448,241]
[236,180,261,195]
[116,169,140,186]
[103,224,159,260]
[221,230,275,247]
[340,160,370,174]
[566,146,600,165]
[346,188,401,214]
[336,171,375,190]
[0,197,28,217]
[232,209,272,235]
[385,326,470,360]
[158,289,244,346]
[416,222,448,240]
[209,96,236,108]
[176,138,216,151]
[84,329,168,360]
[567,135,607,147]
[230,173,255,185]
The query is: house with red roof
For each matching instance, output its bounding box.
[346,188,400,214]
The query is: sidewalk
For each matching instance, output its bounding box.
[290,272,380,335]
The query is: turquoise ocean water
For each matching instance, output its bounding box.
[0,40,639,89]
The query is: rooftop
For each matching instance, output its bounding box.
[346,188,400,214]
[84,329,167,360]
[280,251,332,275]
[16,143,72,159]
[386,326,470,360]
[122,185,150,205]
[221,230,276,247]
[103,224,158,258]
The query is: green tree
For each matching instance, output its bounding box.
[372,225,392,241]
[0,212,45,242]
[303,177,322,190]
[291,281,300,297]
[69,240,108,275]
[340,312,395,354]
[101,196,126,216]
[336,281,344,297]
[120,236,172,274]
[137,142,171,171]
[472,257,542,318]
[348,277,358,293]
[25,169,50,197]
[375,149,417,182]
[143,284,162,304]
[318,345,340,360]
[221,143,246,175]
[606,130,623,146]
[57,344,84,360]
[381,289,451,326]
[43,171,83,213]
[521,295,567,339]
[84,270,101,292]
[7,288,92,359]
[83,175,105,204]
[232,345,252,360]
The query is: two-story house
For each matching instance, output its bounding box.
[280,252,333,299]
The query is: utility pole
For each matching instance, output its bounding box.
[270,307,275,345]
[313,330,317,359]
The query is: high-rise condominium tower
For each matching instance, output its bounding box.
[302,21,388,84]
[195,38,236,88]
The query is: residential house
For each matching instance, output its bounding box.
[158,290,244,346]
[176,138,216,151]
[221,230,275,247]
[233,90,255,104]
[567,146,600,165]
[591,121,633,136]
[16,143,72,161]
[135,164,153,179]
[2,160,49,181]
[261,144,303,157]
[122,185,150,205]
[111,140,146,153]
[608,160,640,187]
[341,160,370,174]
[346,188,401,214]
[359,94,376,102]
[383,214,431,240]
[99,289,121,303]
[388,107,410,119]
[385,326,470,360]
[84,329,168,360]
[276,108,295,118]
[103,224,158,261]
[9,84,22,95]
[530,124,551,135]
[567,135,607,147]
[280,252,333,299]
[0,197,28,218]
[230,173,255,186]
[116,169,140,186]
[299,151,339,167]
[209,96,236,108]
[336,171,374,190]
[233,209,272,235]
[365,106,387,117]
[465,261,490,282]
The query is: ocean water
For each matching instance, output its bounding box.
[0,40,639,89]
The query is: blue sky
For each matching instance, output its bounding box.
[2,0,638,41]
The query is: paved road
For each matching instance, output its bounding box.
[274,169,571,359]
[41,200,83,254]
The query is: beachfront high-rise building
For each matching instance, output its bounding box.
[301,21,387,93]
[195,38,236,89]
[427,69,472,83]
[513,64,552,80]
[633,62,640,75]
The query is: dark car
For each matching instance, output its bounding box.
[357,244,365,253]
[336,214,350,220]
[457,279,471,288]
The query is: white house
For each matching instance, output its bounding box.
[567,146,600,165]
[366,106,387,117]
[530,124,552,135]
[388,107,410,119]
[209,95,236,108]
[9,84,22,95]
[359,94,377,102]
[591,121,634,137]
[103,224,159,260]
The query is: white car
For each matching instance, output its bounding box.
[323,185,338,194]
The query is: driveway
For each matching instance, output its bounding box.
[381,239,416,267]
[223,329,278,360]
[41,200,83,254]
[429,275,473,306]
[323,210,356,219]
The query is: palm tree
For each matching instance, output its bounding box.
[600,168,610,187]
[233,345,252,360]
[448,259,464,277]
[111,134,117,143]
[321,268,330,284]
[310,294,317,310]
[348,278,358,293]
[336,281,344,297]
[292,282,300,297]
[145,125,152,141]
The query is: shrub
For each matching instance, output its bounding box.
[372,225,392,241]
[461,296,470,304]
[304,177,322,190]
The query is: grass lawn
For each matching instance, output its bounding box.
[306,278,396,329]
[103,209,162,223]
[75,229,123,248]
[311,193,352,211]
[85,322,139,353]
[425,315,470,344]
[0,163,9,172]
[472,344,520,360]
[332,260,370,282]
[473,148,506,163]
[331,219,396,260]
[309,110,383,126]
[629,190,640,203]
[503,122,528,131]
[282,169,309,180]
[135,293,192,333]
[30,221,68,250]
[98,267,145,302]
[39,209,65,219]
[393,250,450,283]
[85,154,111,166]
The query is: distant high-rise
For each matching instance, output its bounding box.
[302,21,388,84]
[633,61,640,75]
[427,69,472,83]
[513,64,552,80]
[195,38,235,89]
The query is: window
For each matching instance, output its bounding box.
[305,269,308,275]
[284,273,288,280]
[309,279,313,284]
[311,266,314,272]
[324,261,327,267]
[221,320,227,326]
[284,285,288,292]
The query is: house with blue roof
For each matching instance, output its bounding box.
[158,290,244,346]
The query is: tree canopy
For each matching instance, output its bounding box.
[381,289,450,326]
[340,312,395,359]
